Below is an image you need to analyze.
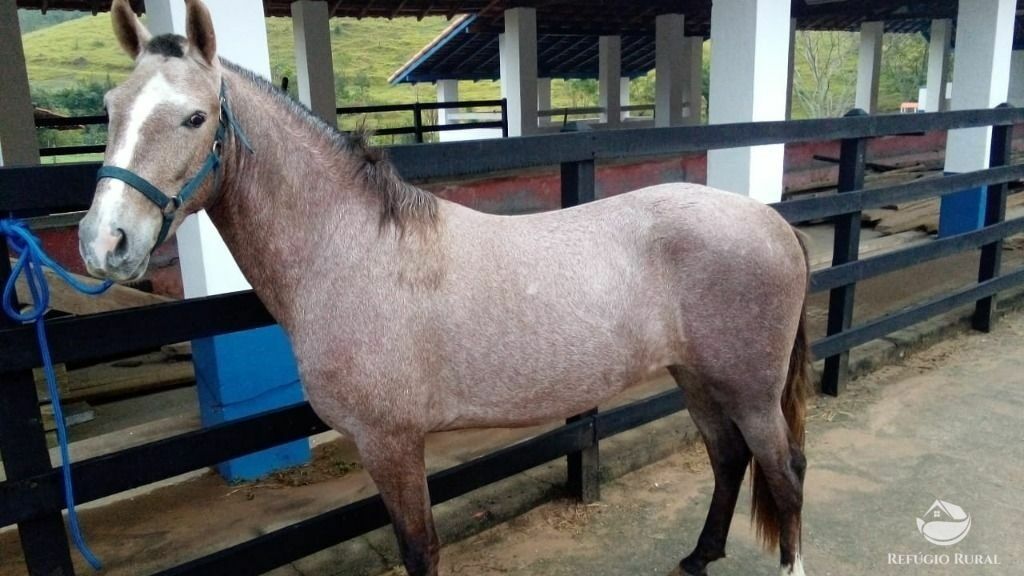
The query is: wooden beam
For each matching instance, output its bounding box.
[389,0,408,18]
[358,0,376,19]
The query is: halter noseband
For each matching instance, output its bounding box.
[95,81,253,249]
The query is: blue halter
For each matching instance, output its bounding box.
[95,81,253,249]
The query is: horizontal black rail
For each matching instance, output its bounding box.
[34,115,108,128]
[391,107,1024,180]
[0,403,328,527]
[812,266,1024,360]
[340,98,508,142]
[0,292,273,373]
[810,215,1024,293]
[774,164,1024,224]
[32,102,508,128]
[337,99,504,115]
[6,107,1023,214]
[39,144,105,157]
[371,121,505,137]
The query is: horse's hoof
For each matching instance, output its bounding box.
[666,564,706,576]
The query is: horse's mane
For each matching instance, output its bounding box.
[220,58,439,231]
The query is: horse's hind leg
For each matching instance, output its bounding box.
[356,431,439,576]
[733,406,806,576]
[668,367,751,576]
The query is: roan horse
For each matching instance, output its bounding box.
[78,1,810,574]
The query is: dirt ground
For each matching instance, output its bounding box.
[380,312,1024,576]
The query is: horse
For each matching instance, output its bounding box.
[78,2,810,575]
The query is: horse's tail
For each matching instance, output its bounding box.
[751,229,810,550]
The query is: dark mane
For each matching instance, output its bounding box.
[220,60,438,231]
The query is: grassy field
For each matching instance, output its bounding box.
[20,13,597,111]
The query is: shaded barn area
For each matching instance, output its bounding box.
[2,1,1024,575]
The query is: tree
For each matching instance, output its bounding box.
[880,33,929,111]
[793,31,858,118]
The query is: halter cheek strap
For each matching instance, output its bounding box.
[95,81,253,250]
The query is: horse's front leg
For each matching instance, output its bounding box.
[357,431,439,576]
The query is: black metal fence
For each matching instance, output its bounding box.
[33,98,509,157]
[2,105,1023,575]
[337,98,508,143]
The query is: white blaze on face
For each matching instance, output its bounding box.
[90,72,191,257]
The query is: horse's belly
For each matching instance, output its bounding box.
[433,336,676,430]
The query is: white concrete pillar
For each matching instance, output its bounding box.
[599,36,622,126]
[0,0,39,166]
[144,0,185,34]
[655,13,685,127]
[940,0,1016,236]
[499,8,538,136]
[436,79,459,125]
[145,0,273,298]
[856,21,883,114]
[537,77,551,126]
[1010,51,1024,107]
[786,18,797,119]
[707,0,792,202]
[925,19,953,112]
[681,36,703,125]
[145,0,308,480]
[620,77,631,120]
[291,0,338,127]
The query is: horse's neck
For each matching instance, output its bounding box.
[206,69,381,327]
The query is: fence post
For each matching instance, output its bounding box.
[500,98,509,138]
[560,159,596,207]
[0,247,76,576]
[412,102,424,143]
[561,158,599,502]
[821,108,868,396]
[973,104,1014,332]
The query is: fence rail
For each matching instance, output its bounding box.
[32,99,510,157]
[3,105,1024,575]
[336,98,508,142]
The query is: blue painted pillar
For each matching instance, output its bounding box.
[939,0,1015,237]
[193,328,308,480]
[145,0,310,480]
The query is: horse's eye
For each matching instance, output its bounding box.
[185,112,206,128]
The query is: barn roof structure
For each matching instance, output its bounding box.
[384,1,1024,84]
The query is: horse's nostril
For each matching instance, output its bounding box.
[113,228,129,257]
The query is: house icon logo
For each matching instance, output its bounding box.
[917,500,972,546]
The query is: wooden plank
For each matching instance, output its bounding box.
[40,402,95,432]
[59,347,195,403]
[10,258,171,315]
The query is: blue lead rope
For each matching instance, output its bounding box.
[1,218,110,571]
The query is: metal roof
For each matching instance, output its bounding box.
[388,1,966,84]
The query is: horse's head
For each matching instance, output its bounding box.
[79,0,223,281]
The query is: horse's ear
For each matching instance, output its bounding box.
[185,0,217,66]
[111,0,151,60]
